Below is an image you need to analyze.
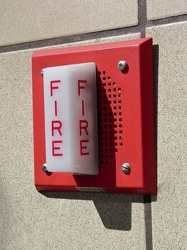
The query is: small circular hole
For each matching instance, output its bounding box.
[103,77,106,80]
[108,82,111,86]
[113,94,116,98]
[119,118,122,122]
[118,94,121,98]
[103,71,106,74]
[118,88,121,92]
[108,76,111,80]
[113,82,116,86]
[113,88,116,92]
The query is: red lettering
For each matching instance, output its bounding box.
[78,80,87,96]
[54,100,58,116]
[52,120,62,136]
[52,140,63,156]
[82,100,85,116]
[50,80,61,96]
[80,140,89,155]
[79,120,88,136]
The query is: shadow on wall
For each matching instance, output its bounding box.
[42,44,159,231]
[43,192,142,231]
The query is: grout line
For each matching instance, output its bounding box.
[0,13,187,53]
[138,0,147,38]
[0,26,141,53]
[140,2,154,249]
[147,14,187,27]
[144,195,153,250]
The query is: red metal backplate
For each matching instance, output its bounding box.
[32,38,156,194]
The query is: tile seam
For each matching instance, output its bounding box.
[0,26,141,53]
[147,14,187,27]
[138,0,147,38]
[144,195,153,250]
[0,14,187,53]
[139,1,154,249]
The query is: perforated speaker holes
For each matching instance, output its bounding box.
[97,71,123,165]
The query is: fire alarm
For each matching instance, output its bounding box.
[32,38,157,194]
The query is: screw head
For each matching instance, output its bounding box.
[121,163,131,174]
[42,163,48,173]
[118,60,128,71]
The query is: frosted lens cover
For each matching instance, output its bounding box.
[43,63,99,174]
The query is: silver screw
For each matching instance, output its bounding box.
[118,60,128,71]
[42,163,48,172]
[121,163,131,174]
[41,69,44,76]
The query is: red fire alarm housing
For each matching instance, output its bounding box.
[32,38,157,194]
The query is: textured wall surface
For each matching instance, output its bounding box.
[0,1,187,249]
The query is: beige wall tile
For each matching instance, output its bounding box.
[147,0,187,20]
[0,0,138,46]
[0,34,148,250]
[146,22,187,249]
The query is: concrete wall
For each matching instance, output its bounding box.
[0,1,187,249]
